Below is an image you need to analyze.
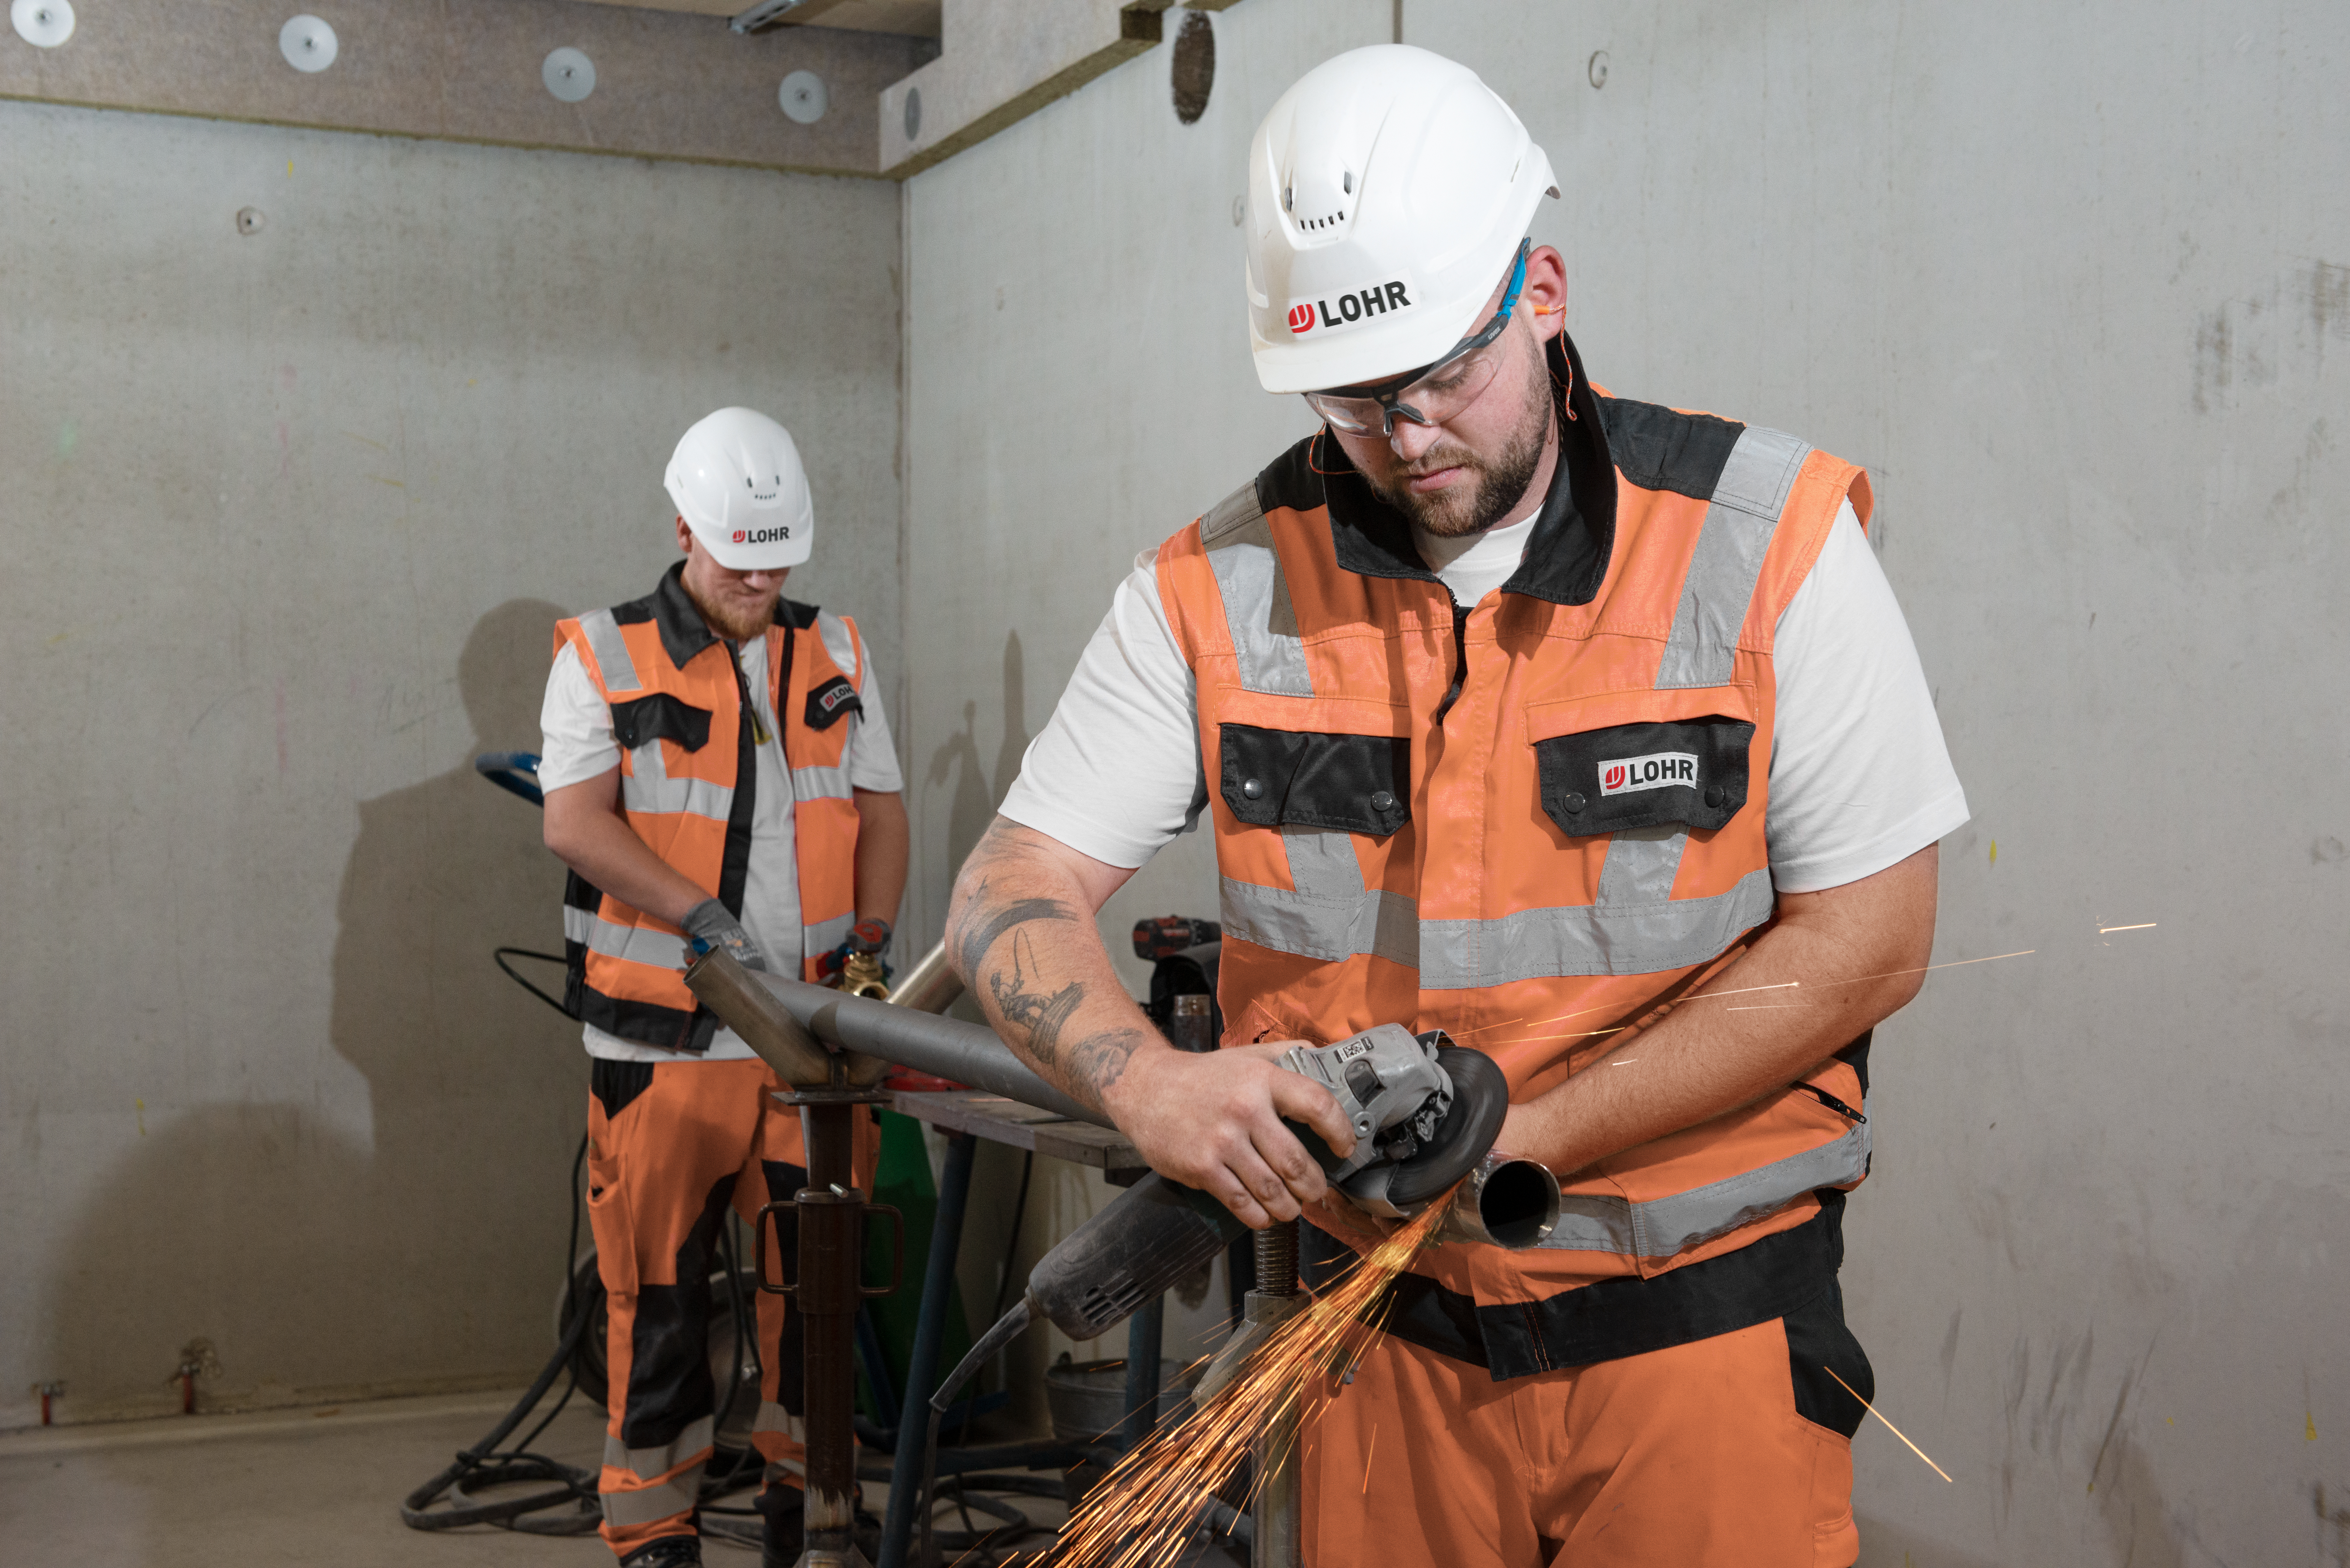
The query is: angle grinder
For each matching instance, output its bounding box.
[937,1023,1550,1406]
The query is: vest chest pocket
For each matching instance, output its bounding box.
[611,692,713,752]
[1531,707,1755,839]
[1219,722,1410,836]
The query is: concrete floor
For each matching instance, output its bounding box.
[3,1391,685,1566]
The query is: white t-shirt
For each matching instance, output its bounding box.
[999,500,1966,895]
[541,627,904,1063]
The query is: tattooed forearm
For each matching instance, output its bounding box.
[951,884,1078,985]
[945,814,1168,1116]
[987,930,1087,1067]
[1069,1028,1148,1099]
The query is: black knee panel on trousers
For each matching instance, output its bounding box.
[1783,1278,1874,1437]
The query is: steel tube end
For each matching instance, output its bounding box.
[685,948,835,1086]
[1434,1152,1559,1250]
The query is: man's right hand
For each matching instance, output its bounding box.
[1103,1039,1357,1229]
[683,898,769,973]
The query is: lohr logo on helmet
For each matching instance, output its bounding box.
[1285,273,1414,335]
[1600,752,1700,797]
[731,525,794,546]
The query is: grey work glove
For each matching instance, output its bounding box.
[682,898,769,973]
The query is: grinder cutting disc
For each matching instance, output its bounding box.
[1380,1044,1510,1209]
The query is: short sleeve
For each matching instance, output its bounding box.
[1765,501,1970,892]
[845,653,905,794]
[997,554,1202,869]
[538,642,621,793]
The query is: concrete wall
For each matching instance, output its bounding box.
[0,101,903,1425]
[900,1,2349,1561]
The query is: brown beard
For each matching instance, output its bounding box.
[686,581,781,642]
[1361,340,1554,540]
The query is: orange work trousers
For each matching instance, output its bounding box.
[1302,1289,1868,1567]
[585,1056,881,1561]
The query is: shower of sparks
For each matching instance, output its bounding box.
[2098,923,2156,934]
[1051,1199,1452,1568]
[1360,1424,1377,1493]
[1824,1366,1953,1484]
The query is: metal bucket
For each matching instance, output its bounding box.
[1046,1353,1191,1507]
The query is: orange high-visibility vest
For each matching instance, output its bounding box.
[1155,333,1878,1375]
[554,564,867,1054]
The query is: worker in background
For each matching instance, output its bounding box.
[541,407,908,1568]
[946,46,1966,1567]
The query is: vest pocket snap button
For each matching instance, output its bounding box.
[1562,791,1586,813]
[1703,785,1723,807]
[1242,778,1265,800]
[1370,790,1395,811]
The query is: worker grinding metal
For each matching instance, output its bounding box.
[945,46,1968,1568]
[539,407,909,1568]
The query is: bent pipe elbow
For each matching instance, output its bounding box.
[685,950,1103,1127]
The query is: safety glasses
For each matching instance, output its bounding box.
[1303,239,1532,438]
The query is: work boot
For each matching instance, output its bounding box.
[756,1487,803,1568]
[620,1536,702,1568]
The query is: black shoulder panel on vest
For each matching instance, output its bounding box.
[777,598,821,631]
[1254,434,1328,517]
[1596,396,1746,502]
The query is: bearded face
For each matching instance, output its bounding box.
[1356,323,1555,540]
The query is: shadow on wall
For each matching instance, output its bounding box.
[926,629,1031,878]
[35,600,585,1431]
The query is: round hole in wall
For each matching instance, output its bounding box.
[10,0,75,48]
[279,14,337,73]
[903,86,921,142]
[543,46,595,103]
[236,207,266,236]
[779,68,828,124]
[1587,49,1610,89]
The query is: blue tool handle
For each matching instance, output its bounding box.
[474,751,545,808]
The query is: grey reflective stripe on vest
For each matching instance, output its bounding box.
[621,735,734,822]
[1201,483,1314,697]
[815,609,861,684]
[1417,868,1775,989]
[754,1401,807,1443]
[804,911,854,960]
[791,763,853,802]
[567,904,689,972]
[1653,426,1814,689]
[602,1415,714,1481]
[577,608,644,696]
[1539,1120,1871,1258]
[1595,825,1689,907]
[1221,877,1420,967]
[600,1464,703,1526]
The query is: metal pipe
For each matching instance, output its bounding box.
[1248,1219,1303,1568]
[1121,1294,1165,1449]
[887,939,966,1017]
[877,1131,975,1568]
[685,949,835,1086]
[1430,1152,1561,1250]
[795,1102,866,1566]
[689,954,1104,1128]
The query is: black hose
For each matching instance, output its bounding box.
[494,947,575,1019]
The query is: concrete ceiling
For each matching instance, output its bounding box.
[567,0,945,38]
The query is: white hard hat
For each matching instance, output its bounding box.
[1244,45,1558,395]
[664,407,815,571]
